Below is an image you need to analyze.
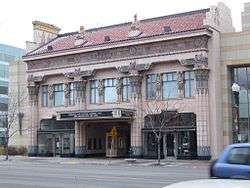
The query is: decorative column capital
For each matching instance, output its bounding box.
[156,73,162,100]
[64,82,70,98]
[177,71,185,98]
[27,75,43,104]
[48,84,54,100]
[129,75,143,99]
[75,80,87,103]
[116,77,123,102]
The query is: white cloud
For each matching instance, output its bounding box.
[0,0,247,49]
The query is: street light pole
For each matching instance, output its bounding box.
[232,83,240,143]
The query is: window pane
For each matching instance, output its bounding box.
[54,84,64,106]
[184,71,195,98]
[147,75,156,99]
[104,78,117,103]
[90,80,99,104]
[122,77,130,102]
[69,83,76,105]
[162,73,178,99]
[42,85,48,107]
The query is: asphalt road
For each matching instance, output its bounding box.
[0,160,209,188]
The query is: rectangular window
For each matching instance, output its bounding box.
[69,83,77,105]
[42,85,48,107]
[98,138,102,150]
[88,138,92,150]
[146,74,156,100]
[184,71,195,98]
[93,138,97,150]
[53,84,64,107]
[122,77,130,102]
[90,80,99,104]
[104,78,117,103]
[162,72,178,99]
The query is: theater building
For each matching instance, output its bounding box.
[23,3,234,159]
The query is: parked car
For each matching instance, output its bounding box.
[162,179,250,188]
[210,143,250,179]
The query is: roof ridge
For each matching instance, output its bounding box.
[58,8,209,37]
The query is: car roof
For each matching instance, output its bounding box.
[228,143,250,148]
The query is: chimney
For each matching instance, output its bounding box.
[74,26,87,46]
[128,14,142,38]
[26,21,61,53]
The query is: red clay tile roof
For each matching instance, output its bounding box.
[26,9,209,57]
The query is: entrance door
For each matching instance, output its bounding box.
[166,133,175,157]
[106,134,117,157]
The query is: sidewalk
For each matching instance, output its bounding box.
[0,155,211,167]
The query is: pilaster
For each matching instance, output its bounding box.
[27,75,42,156]
[193,54,211,160]
[75,121,87,157]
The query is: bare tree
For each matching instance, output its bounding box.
[143,100,182,165]
[2,91,27,160]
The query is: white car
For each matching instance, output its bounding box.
[163,179,250,188]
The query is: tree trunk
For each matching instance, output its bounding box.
[157,137,161,165]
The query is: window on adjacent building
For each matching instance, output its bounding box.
[42,85,48,107]
[146,74,156,100]
[69,83,77,105]
[122,77,130,102]
[162,72,178,99]
[53,84,64,107]
[90,80,99,104]
[104,78,117,103]
[184,71,195,98]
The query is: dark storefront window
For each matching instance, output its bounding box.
[53,84,64,107]
[69,83,76,105]
[122,77,130,102]
[146,74,156,100]
[184,71,195,98]
[90,80,99,104]
[233,67,250,143]
[42,85,48,107]
[162,72,178,99]
[104,78,117,103]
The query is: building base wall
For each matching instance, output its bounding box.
[75,146,87,158]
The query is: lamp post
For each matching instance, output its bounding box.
[232,83,240,143]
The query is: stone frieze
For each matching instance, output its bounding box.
[27,35,209,71]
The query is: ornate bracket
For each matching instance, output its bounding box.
[64,68,95,80]
[117,61,151,75]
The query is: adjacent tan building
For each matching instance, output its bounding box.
[221,2,250,147]
[21,3,237,159]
